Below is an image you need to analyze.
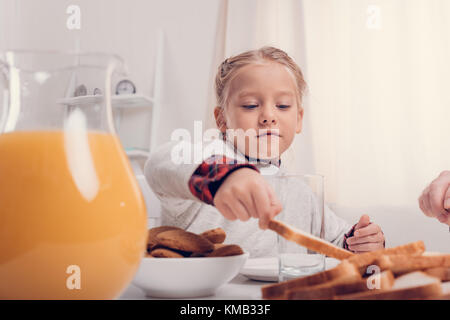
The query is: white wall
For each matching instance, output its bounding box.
[0,0,221,150]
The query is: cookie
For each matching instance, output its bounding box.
[200,228,226,244]
[190,252,206,258]
[150,248,185,258]
[147,226,182,252]
[156,229,214,253]
[206,244,244,257]
[150,244,192,257]
[190,244,224,257]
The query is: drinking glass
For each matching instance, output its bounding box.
[0,51,148,299]
[267,173,326,282]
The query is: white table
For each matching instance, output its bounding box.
[119,258,340,300]
[120,274,265,300]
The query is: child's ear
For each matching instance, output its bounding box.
[295,107,304,134]
[214,106,227,133]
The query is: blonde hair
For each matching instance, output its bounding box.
[214,46,307,119]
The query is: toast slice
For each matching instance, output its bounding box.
[336,271,443,300]
[373,254,450,276]
[261,260,360,300]
[268,220,353,260]
[423,267,450,281]
[424,277,449,299]
[345,241,426,274]
[286,270,394,300]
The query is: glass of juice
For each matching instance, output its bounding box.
[0,51,148,299]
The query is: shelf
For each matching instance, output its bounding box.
[57,94,154,109]
[125,148,150,158]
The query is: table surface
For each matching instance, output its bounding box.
[119,258,340,300]
[120,274,265,300]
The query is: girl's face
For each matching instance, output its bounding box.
[215,61,303,160]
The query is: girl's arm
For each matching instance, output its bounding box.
[144,138,258,211]
[321,204,353,249]
[144,138,282,229]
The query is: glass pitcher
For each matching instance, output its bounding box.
[0,51,148,299]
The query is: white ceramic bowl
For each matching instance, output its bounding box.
[132,252,249,298]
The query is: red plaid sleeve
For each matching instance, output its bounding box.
[188,155,260,206]
[343,223,357,251]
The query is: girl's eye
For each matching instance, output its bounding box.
[242,105,258,109]
[277,105,290,109]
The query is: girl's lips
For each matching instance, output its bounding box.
[257,132,280,138]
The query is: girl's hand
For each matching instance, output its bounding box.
[213,168,283,229]
[419,171,450,225]
[346,215,385,253]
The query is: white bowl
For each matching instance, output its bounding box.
[132,252,249,298]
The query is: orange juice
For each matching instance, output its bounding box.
[0,131,147,299]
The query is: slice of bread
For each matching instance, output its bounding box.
[286,270,394,300]
[335,271,443,300]
[268,220,354,260]
[424,279,449,300]
[423,267,450,281]
[345,241,426,274]
[373,254,450,276]
[261,260,360,300]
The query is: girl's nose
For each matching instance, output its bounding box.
[259,106,277,126]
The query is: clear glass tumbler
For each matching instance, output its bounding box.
[268,173,326,282]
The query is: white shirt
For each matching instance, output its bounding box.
[144,138,352,258]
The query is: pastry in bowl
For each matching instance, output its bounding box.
[132,227,248,298]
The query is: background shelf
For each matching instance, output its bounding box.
[57,94,154,109]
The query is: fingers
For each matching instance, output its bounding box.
[346,232,384,245]
[214,172,283,229]
[254,184,282,229]
[428,181,449,218]
[253,182,272,229]
[248,192,259,219]
[444,187,450,210]
[347,219,385,252]
[419,171,450,220]
[419,187,433,217]
[355,214,371,230]
[347,241,384,252]
[354,222,381,238]
[436,212,450,225]
[266,184,283,218]
[423,189,433,217]
[219,202,237,221]
[228,198,251,222]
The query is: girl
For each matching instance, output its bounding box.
[144,46,385,257]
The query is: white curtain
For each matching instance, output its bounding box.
[302,0,450,209]
[206,0,450,251]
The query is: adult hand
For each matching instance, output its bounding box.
[419,171,450,225]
